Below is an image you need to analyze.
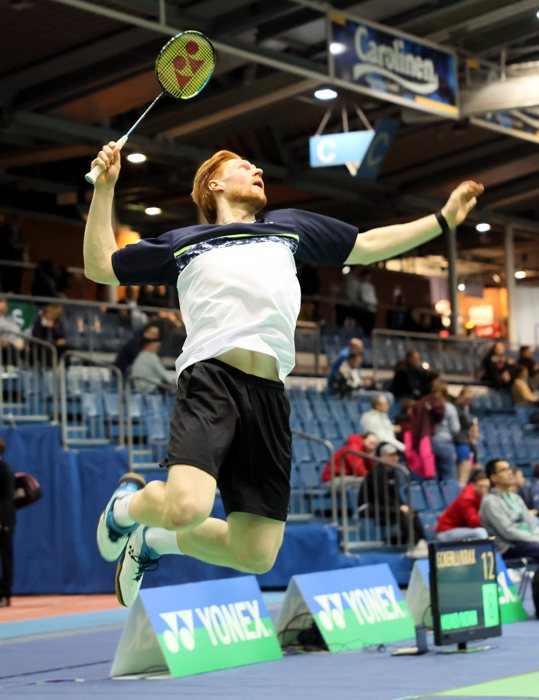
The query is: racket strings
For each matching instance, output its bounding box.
[156,33,215,100]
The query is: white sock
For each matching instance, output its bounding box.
[112,494,136,528]
[145,527,183,556]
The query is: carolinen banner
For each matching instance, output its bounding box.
[329,12,459,118]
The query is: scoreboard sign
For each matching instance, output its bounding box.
[429,539,502,647]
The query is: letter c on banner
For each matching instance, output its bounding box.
[317,138,337,164]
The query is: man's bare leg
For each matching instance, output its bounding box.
[125,464,285,571]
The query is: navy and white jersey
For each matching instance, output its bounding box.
[112,208,358,381]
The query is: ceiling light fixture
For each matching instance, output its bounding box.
[329,42,346,55]
[475,222,491,233]
[127,153,147,164]
[515,270,527,279]
[458,283,466,291]
[145,207,162,216]
[314,88,338,101]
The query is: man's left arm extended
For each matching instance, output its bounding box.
[345,181,484,265]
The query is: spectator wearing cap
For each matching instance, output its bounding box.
[359,394,405,452]
[358,443,428,558]
[436,469,489,542]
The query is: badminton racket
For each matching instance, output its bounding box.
[85,30,215,185]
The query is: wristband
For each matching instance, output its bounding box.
[435,211,450,234]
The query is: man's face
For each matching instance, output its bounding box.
[375,397,389,413]
[212,158,266,213]
[458,391,472,406]
[473,478,490,498]
[491,461,514,490]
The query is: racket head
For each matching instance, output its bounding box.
[156,30,215,100]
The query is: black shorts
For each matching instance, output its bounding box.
[161,358,291,521]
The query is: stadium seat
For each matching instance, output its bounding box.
[439,479,461,508]
[422,480,444,511]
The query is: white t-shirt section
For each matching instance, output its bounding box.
[176,241,301,383]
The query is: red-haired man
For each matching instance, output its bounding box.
[85,142,483,606]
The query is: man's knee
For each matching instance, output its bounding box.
[233,543,280,574]
[162,498,211,531]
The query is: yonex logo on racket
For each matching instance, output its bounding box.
[172,40,206,89]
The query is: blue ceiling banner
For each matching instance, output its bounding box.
[309,130,375,168]
[355,117,399,181]
[328,12,459,119]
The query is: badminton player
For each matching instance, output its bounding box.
[84,142,483,606]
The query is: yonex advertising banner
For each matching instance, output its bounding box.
[467,60,539,144]
[329,12,459,118]
[111,576,282,678]
[276,564,415,652]
[406,556,527,629]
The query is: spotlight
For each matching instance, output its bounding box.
[475,222,491,233]
[145,207,162,216]
[458,283,466,291]
[127,153,147,164]
[329,42,346,55]
[314,88,337,101]
[515,270,527,279]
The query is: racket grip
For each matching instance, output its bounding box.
[85,134,129,185]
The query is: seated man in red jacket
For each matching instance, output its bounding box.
[436,469,489,542]
[321,433,378,482]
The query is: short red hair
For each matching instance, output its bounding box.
[191,150,241,223]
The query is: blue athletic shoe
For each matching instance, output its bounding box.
[96,472,146,562]
[115,526,160,607]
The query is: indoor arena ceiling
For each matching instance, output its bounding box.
[2,0,539,281]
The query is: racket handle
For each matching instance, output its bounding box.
[85,134,129,185]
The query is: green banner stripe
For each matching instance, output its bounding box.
[314,600,415,651]
[157,617,282,677]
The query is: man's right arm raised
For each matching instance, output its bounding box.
[83,142,121,285]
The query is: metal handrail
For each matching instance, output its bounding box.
[335,447,413,555]
[0,328,58,424]
[291,429,336,523]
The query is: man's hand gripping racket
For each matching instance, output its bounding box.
[86,30,215,185]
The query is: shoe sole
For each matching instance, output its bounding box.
[115,547,128,607]
[97,472,147,562]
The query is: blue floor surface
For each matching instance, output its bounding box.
[0,593,537,699]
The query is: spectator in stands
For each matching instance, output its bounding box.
[453,387,477,485]
[0,295,24,363]
[114,322,162,376]
[0,437,15,607]
[327,338,365,390]
[431,381,460,482]
[512,467,538,517]
[360,394,405,452]
[480,341,514,390]
[117,286,149,331]
[511,365,539,425]
[481,458,539,618]
[356,269,378,337]
[32,304,68,358]
[385,286,408,332]
[332,352,371,398]
[390,349,438,401]
[131,326,175,393]
[517,346,539,388]
[31,260,69,298]
[404,385,445,480]
[358,443,428,557]
[321,432,378,482]
[436,469,489,542]
[395,398,415,433]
